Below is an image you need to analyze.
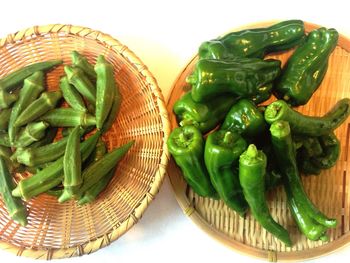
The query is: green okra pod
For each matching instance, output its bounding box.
[40,108,96,127]
[0,90,18,109]
[0,156,28,226]
[12,132,100,200]
[15,121,49,148]
[64,65,96,105]
[0,131,12,147]
[8,71,45,144]
[95,55,116,129]
[14,91,62,127]
[59,126,82,203]
[60,76,87,112]
[0,60,62,92]
[84,138,107,168]
[101,85,121,133]
[0,108,12,131]
[71,51,97,80]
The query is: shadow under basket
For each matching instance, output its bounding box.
[0,24,170,259]
[167,21,350,262]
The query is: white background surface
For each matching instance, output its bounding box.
[0,0,349,262]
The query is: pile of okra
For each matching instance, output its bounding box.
[0,51,134,227]
[168,20,350,245]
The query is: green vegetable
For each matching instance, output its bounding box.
[198,20,305,59]
[239,144,292,246]
[15,121,49,148]
[187,58,281,102]
[167,126,217,198]
[95,55,116,130]
[173,92,236,134]
[8,71,45,144]
[60,76,87,112]
[312,132,340,169]
[71,51,97,80]
[59,126,82,203]
[0,60,62,92]
[264,99,350,136]
[12,132,100,200]
[39,108,96,127]
[274,28,338,105]
[0,156,27,226]
[204,130,248,215]
[14,91,62,127]
[0,131,11,147]
[0,90,18,109]
[101,84,122,133]
[0,108,12,131]
[221,99,266,138]
[84,138,107,167]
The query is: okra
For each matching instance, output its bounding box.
[0,131,11,147]
[0,108,12,131]
[40,108,96,127]
[64,65,96,105]
[0,156,28,226]
[15,121,49,148]
[84,138,107,167]
[12,132,100,200]
[77,140,134,196]
[0,90,18,109]
[71,51,97,80]
[95,55,115,129]
[59,126,82,203]
[14,91,62,127]
[101,84,121,133]
[8,71,45,144]
[60,76,87,112]
[0,60,62,92]
[0,146,13,171]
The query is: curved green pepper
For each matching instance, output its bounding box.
[264,99,350,136]
[173,92,236,134]
[187,58,281,102]
[239,144,292,246]
[204,130,248,215]
[221,99,266,138]
[199,20,305,59]
[167,126,217,198]
[275,27,339,106]
[312,132,340,169]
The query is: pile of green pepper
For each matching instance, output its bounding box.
[168,20,349,245]
[0,52,133,226]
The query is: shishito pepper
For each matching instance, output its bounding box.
[187,58,281,102]
[199,20,305,59]
[274,27,339,106]
[173,92,236,134]
[167,125,217,198]
[204,130,248,215]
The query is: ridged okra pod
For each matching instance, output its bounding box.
[101,85,121,133]
[14,91,62,127]
[0,90,18,109]
[60,76,87,112]
[40,108,96,127]
[8,71,45,144]
[71,51,96,80]
[0,60,62,92]
[0,108,12,131]
[95,55,116,129]
[0,156,27,226]
[15,121,49,148]
[0,131,11,147]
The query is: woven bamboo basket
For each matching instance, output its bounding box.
[167,21,350,261]
[0,24,170,259]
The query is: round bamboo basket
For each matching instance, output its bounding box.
[0,24,170,259]
[167,21,350,261]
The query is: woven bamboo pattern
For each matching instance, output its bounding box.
[167,21,350,261]
[0,24,170,259]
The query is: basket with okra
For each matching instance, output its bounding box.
[0,51,134,227]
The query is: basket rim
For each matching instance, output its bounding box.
[0,24,170,259]
[166,20,350,262]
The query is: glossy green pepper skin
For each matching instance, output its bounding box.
[204,130,248,215]
[221,99,267,138]
[275,28,339,106]
[198,20,305,59]
[167,126,217,198]
[173,92,236,134]
[187,58,281,102]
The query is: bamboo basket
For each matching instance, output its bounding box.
[0,24,170,259]
[167,21,350,261]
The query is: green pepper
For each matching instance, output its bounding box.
[311,132,340,169]
[204,130,248,215]
[198,20,305,59]
[264,99,350,136]
[39,108,96,127]
[173,92,236,134]
[15,121,49,148]
[187,58,281,102]
[71,51,96,81]
[0,108,12,131]
[270,121,337,229]
[60,76,87,112]
[221,99,266,138]
[239,144,292,246]
[167,126,217,198]
[274,28,338,106]
[0,90,18,109]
